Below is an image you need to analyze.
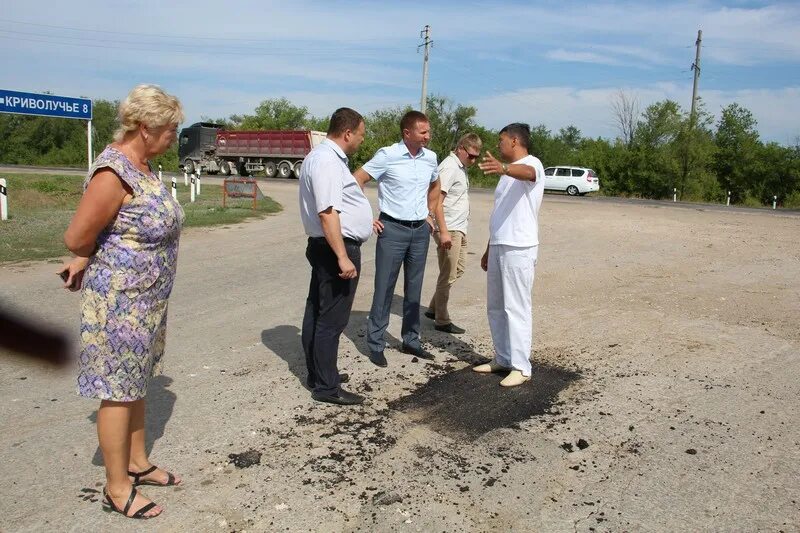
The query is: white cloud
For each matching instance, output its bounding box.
[1,2,799,144]
[545,49,624,66]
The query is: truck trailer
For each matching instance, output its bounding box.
[178,123,326,178]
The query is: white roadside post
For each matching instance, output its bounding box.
[726,191,731,206]
[0,178,8,221]
[190,174,196,203]
[773,196,777,210]
[158,164,163,181]
[171,176,178,201]
[195,171,201,196]
[184,170,188,187]
[673,188,677,202]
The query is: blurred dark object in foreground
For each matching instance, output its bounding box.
[0,305,70,366]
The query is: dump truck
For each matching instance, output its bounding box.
[178,123,326,178]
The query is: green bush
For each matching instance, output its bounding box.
[741,195,763,208]
[783,191,800,209]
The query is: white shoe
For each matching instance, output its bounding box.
[473,360,509,373]
[500,370,531,387]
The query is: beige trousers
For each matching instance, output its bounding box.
[428,230,467,326]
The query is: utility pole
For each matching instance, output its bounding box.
[689,29,702,129]
[418,25,432,113]
[679,29,702,202]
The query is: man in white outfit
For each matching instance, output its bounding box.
[474,123,545,387]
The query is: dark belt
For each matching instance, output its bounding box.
[309,236,362,247]
[379,212,427,228]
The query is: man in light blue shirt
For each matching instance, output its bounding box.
[354,110,451,367]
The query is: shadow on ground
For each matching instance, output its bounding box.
[260,325,306,387]
[390,363,580,440]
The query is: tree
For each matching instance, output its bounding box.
[353,105,407,169]
[751,142,800,204]
[230,98,318,130]
[676,98,716,200]
[529,124,554,165]
[611,90,639,148]
[629,100,683,198]
[0,98,119,167]
[91,99,120,153]
[424,95,479,158]
[713,103,761,202]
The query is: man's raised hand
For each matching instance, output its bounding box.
[478,151,504,175]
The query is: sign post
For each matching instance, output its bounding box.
[0,89,93,169]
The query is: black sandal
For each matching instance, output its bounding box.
[103,486,159,519]
[128,465,179,486]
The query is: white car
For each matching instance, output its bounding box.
[543,166,600,196]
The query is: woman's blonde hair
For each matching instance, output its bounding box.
[113,84,184,142]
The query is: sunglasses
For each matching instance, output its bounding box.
[462,147,480,159]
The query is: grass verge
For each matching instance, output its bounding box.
[0,174,282,263]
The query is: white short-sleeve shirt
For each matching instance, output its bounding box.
[488,154,545,247]
[437,152,470,234]
[299,139,373,243]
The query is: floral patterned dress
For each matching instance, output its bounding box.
[77,146,184,401]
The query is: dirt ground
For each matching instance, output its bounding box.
[1,180,798,532]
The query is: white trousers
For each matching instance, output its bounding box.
[487,244,538,376]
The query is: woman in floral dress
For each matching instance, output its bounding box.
[60,85,184,519]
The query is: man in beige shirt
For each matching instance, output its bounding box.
[425,133,482,333]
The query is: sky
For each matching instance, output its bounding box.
[1,1,799,144]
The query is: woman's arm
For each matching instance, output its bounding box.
[64,170,131,256]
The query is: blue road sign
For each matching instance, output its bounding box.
[0,89,92,120]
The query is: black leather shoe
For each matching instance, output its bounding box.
[401,344,434,360]
[424,310,435,320]
[312,388,365,405]
[434,323,466,334]
[306,373,350,389]
[369,351,388,367]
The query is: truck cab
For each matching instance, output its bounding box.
[178,122,223,174]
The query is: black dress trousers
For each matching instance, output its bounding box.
[301,236,361,396]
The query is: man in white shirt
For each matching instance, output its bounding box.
[474,123,545,387]
[425,133,482,334]
[354,111,451,367]
[299,107,373,405]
